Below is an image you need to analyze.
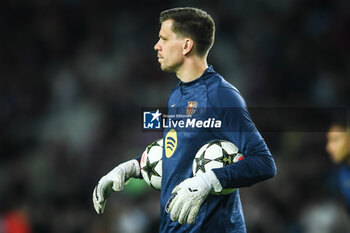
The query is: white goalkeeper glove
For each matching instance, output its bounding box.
[165,170,222,224]
[92,159,140,214]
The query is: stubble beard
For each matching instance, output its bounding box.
[160,61,181,73]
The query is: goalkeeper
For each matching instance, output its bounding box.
[93,7,276,233]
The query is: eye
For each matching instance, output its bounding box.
[159,35,167,41]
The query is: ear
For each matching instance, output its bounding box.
[183,38,194,56]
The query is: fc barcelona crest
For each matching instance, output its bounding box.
[186,101,198,116]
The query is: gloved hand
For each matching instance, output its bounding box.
[165,170,222,224]
[93,159,140,214]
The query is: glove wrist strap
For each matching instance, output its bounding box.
[205,170,223,193]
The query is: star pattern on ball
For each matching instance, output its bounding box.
[195,150,212,173]
[142,155,160,182]
[215,149,236,166]
[207,140,222,148]
[146,140,160,154]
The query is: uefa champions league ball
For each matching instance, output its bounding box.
[192,140,244,195]
[140,138,163,190]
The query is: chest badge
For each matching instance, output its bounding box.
[186,101,198,116]
[165,129,177,158]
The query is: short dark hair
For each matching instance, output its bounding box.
[160,7,215,57]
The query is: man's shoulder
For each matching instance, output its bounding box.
[204,72,239,93]
[204,73,245,108]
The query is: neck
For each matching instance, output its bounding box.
[176,56,208,83]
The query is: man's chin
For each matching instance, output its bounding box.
[160,65,173,72]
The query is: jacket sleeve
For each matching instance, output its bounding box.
[208,86,277,188]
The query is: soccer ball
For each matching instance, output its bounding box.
[140,138,163,190]
[192,140,244,195]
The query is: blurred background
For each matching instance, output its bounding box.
[1,0,350,232]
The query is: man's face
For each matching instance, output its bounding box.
[326,125,350,164]
[154,19,185,72]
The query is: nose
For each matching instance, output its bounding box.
[154,39,161,51]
